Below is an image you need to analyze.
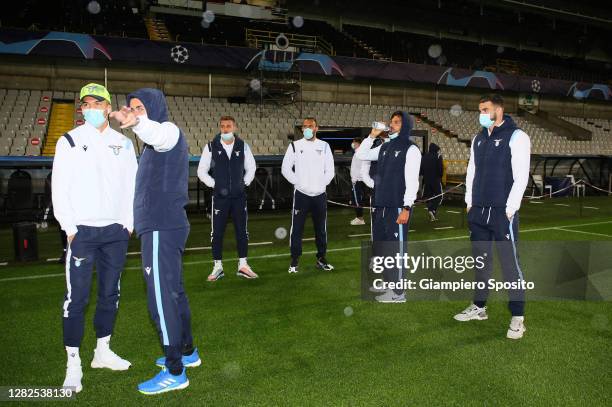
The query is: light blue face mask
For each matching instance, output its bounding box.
[303,128,314,140]
[221,132,234,141]
[83,108,107,128]
[479,113,494,128]
[388,132,399,140]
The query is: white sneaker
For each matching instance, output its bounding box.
[91,348,131,370]
[237,264,258,279]
[288,266,298,274]
[375,289,406,303]
[62,364,83,393]
[506,316,526,339]
[207,262,224,281]
[350,217,366,225]
[453,304,488,321]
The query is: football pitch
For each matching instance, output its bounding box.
[0,196,610,406]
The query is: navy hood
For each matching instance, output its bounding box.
[396,111,413,143]
[126,88,169,123]
[428,143,440,154]
[499,114,517,130]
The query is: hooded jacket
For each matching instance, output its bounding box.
[420,142,443,183]
[374,111,418,207]
[127,88,190,235]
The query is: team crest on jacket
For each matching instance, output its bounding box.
[145,266,151,275]
[235,151,240,157]
[494,139,502,147]
[394,150,401,157]
[82,145,88,151]
[218,150,222,155]
[108,145,123,155]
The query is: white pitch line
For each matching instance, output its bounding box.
[0,273,65,282]
[4,220,612,283]
[348,233,371,237]
[303,237,316,241]
[554,204,570,207]
[529,201,544,204]
[446,210,461,214]
[49,241,274,261]
[0,262,7,266]
[434,226,454,230]
[583,206,599,210]
[555,227,612,238]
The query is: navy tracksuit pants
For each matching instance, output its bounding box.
[351,181,366,218]
[468,206,525,316]
[211,195,248,260]
[423,180,443,214]
[372,207,411,295]
[62,223,129,347]
[290,190,327,260]
[141,227,193,373]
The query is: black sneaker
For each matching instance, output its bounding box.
[316,257,334,271]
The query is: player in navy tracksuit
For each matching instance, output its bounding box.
[358,112,422,302]
[454,94,531,340]
[111,88,200,394]
[420,143,444,221]
[197,116,258,281]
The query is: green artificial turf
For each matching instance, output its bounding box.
[0,196,610,406]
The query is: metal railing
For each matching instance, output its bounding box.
[245,28,334,56]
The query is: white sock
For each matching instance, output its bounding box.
[96,335,111,351]
[239,258,247,268]
[214,260,223,268]
[512,316,525,322]
[66,346,81,366]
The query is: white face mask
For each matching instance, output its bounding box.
[388,132,399,140]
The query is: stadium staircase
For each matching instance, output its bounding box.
[518,109,592,141]
[341,30,388,61]
[145,15,172,41]
[42,102,73,156]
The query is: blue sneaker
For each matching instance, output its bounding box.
[155,348,201,368]
[138,367,189,395]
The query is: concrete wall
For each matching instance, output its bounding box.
[0,57,610,118]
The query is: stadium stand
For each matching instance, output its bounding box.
[2,87,612,173]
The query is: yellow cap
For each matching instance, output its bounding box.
[79,83,111,104]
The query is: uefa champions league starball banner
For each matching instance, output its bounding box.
[1,28,610,102]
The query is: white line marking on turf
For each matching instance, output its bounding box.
[303,237,316,241]
[554,204,570,207]
[348,233,371,237]
[583,206,599,210]
[5,220,612,283]
[529,201,543,204]
[0,262,7,266]
[49,241,274,261]
[47,258,60,262]
[0,273,65,282]
[434,226,454,230]
[446,210,461,214]
[555,227,612,238]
